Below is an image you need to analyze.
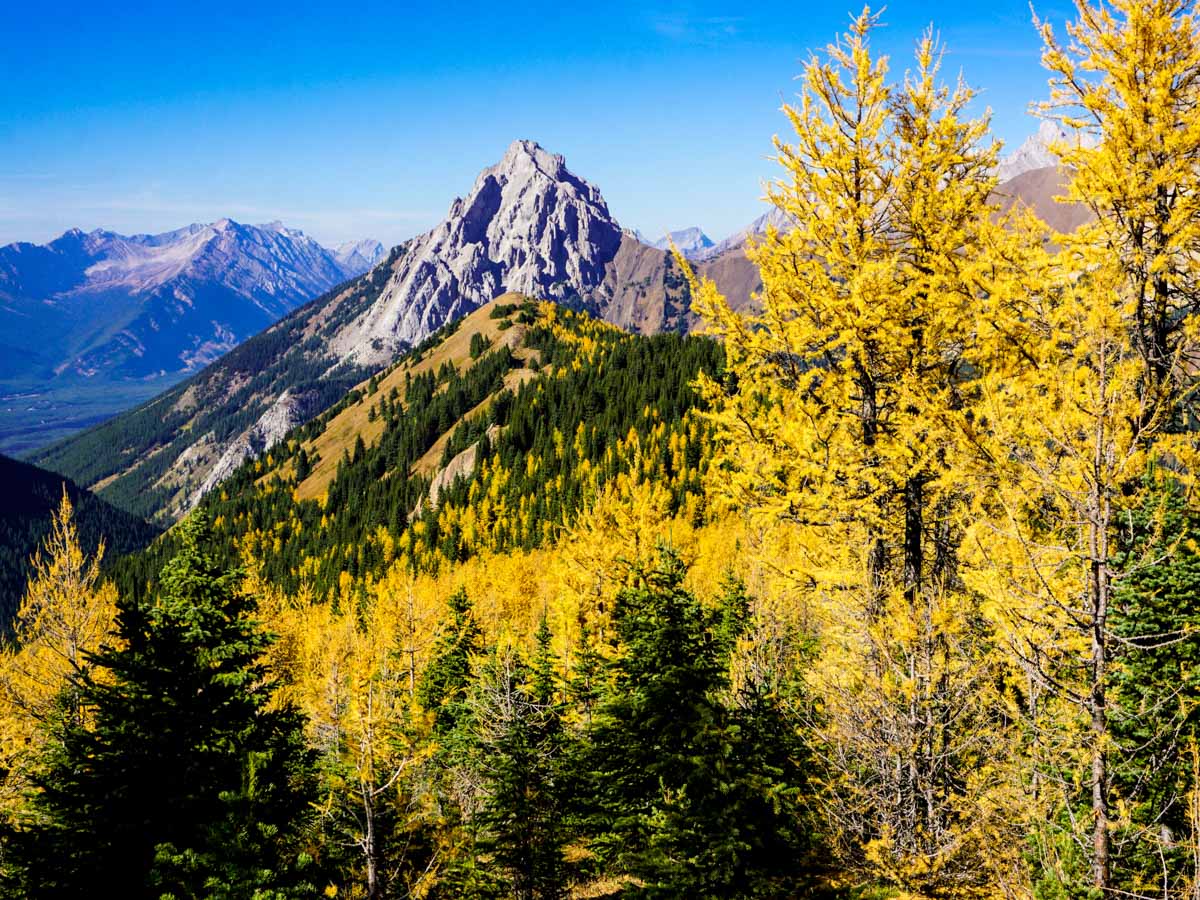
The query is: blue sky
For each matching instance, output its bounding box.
[0,0,1076,249]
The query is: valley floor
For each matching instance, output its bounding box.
[0,374,183,457]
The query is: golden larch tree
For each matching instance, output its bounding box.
[687,9,1038,892]
[0,490,118,819]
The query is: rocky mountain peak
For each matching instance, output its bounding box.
[498,138,565,175]
[331,140,624,365]
[996,119,1099,184]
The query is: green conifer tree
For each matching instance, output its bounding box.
[475,616,571,900]
[582,547,816,898]
[7,513,319,899]
[1110,487,1200,891]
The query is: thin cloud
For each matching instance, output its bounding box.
[650,12,743,45]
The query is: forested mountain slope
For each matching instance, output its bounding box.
[33,142,755,526]
[114,296,722,599]
[0,453,158,623]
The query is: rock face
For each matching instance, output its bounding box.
[331,140,761,365]
[995,120,1098,184]
[333,140,625,366]
[183,388,322,514]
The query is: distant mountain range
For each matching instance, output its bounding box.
[27,132,1083,526]
[32,140,761,523]
[0,221,381,454]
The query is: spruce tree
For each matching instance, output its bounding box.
[419,586,496,899]
[583,547,816,898]
[295,447,311,483]
[476,617,570,900]
[9,513,319,899]
[419,586,482,736]
[1109,487,1200,892]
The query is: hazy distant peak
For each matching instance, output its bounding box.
[996,119,1098,183]
[646,227,715,259]
[333,238,385,274]
[700,206,796,260]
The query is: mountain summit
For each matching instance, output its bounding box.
[332,140,625,365]
[995,119,1098,183]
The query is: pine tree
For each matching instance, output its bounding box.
[8,513,320,899]
[420,586,482,736]
[295,447,311,483]
[583,546,815,898]
[418,586,495,898]
[1108,487,1200,892]
[474,617,570,900]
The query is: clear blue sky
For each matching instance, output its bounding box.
[0,0,1076,250]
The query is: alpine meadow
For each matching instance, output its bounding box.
[6,1,1200,898]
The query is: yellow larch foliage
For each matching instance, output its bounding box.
[685,10,1036,893]
[0,491,118,820]
[1038,0,1200,410]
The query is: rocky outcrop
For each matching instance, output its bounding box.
[333,140,625,366]
[427,424,501,510]
[182,388,322,513]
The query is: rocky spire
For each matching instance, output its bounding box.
[995,119,1099,183]
[332,140,624,364]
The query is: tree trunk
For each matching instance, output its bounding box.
[903,476,923,603]
[364,787,381,900]
[1089,409,1112,893]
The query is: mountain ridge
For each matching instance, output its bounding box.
[0,452,159,623]
[32,140,760,524]
[0,219,380,454]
